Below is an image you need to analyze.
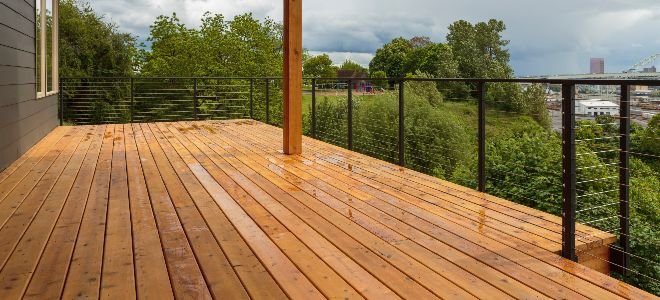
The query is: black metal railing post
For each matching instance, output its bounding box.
[249,78,254,119]
[617,84,631,275]
[347,79,353,150]
[266,79,270,124]
[130,77,134,123]
[311,78,317,138]
[59,79,64,126]
[398,80,405,166]
[193,78,199,120]
[561,83,577,261]
[477,81,487,192]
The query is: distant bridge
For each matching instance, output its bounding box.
[628,53,659,72]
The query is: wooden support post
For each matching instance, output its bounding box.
[283,0,303,154]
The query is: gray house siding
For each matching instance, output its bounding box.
[0,0,59,171]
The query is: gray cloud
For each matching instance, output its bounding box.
[88,0,660,76]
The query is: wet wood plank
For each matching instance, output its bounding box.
[0,121,654,300]
[23,126,106,299]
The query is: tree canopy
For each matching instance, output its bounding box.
[447,19,512,78]
[370,19,512,80]
[303,54,337,78]
[369,37,413,78]
[339,59,368,73]
[139,12,282,77]
[59,0,137,77]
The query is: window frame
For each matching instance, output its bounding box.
[36,0,58,98]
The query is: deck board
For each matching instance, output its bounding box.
[23,126,106,300]
[133,123,212,299]
[123,124,174,300]
[206,120,613,299]
[0,120,654,300]
[141,123,251,299]
[61,125,115,299]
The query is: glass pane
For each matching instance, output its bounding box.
[36,0,41,94]
[46,0,53,92]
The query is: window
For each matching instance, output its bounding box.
[36,0,58,98]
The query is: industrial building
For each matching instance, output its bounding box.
[575,100,619,116]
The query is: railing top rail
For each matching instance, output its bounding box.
[61,76,660,86]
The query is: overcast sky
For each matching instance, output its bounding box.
[89,0,660,76]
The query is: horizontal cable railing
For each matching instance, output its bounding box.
[60,76,660,295]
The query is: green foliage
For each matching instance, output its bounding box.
[447,19,513,79]
[574,112,660,256]
[369,37,413,78]
[480,131,563,212]
[140,12,282,77]
[405,72,444,107]
[404,43,458,78]
[312,89,472,180]
[403,98,473,179]
[369,71,388,89]
[339,59,367,73]
[304,54,337,78]
[627,158,660,295]
[370,20,536,116]
[59,0,137,77]
[639,114,660,156]
[409,36,433,48]
[523,84,551,129]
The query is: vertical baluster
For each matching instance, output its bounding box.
[249,78,254,119]
[561,83,577,261]
[618,84,631,275]
[478,81,487,192]
[266,79,270,124]
[130,77,134,123]
[59,78,64,126]
[398,80,405,166]
[312,78,317,138]
[193,78,199,120]
[348,79,353,150]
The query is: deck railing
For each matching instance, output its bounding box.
[60,76,660,291]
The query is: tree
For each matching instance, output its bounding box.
[139,13,200,76]
[141,12,282,77]
[403,43,458,78]
[59,0,137,77]
[303,54,337,78]
[369,37,413,78]
[446,19,512,79]
[409,36,432,49]
[339,59,367,73]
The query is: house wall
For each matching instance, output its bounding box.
[0,0,59,171]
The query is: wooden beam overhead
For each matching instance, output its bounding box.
[283,0,303,155]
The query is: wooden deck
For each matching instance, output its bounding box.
[0,120,654,299]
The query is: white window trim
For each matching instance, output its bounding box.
[36,0,58,99]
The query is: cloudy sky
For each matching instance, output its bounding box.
[89,0,660,76]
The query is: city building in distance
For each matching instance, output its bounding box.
[642,66,657,73]
[590,57,605,74]
[575,99,619,116]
